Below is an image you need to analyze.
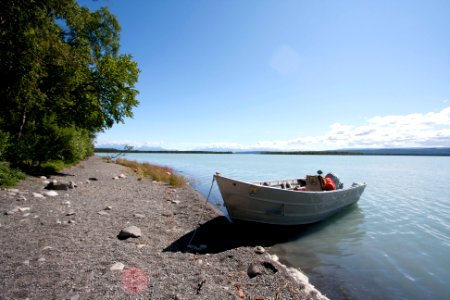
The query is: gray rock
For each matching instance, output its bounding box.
[45,181,71,191]
[110,262,125,271]
[247,262,263,278]
[44,191,58,197]
[97,211,109,216]
[66,211,76,216]
[33,192,45,198]
[5,209,17,215]
[70,294,80,300]
[254,246,265,254]
[16,195,27,201]
[133,213,145,219]
[118,225,142,239]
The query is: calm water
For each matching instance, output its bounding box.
[100,153,450,299]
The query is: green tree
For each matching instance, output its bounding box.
[0,0,139,165]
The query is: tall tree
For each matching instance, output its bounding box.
[0,0,139,164]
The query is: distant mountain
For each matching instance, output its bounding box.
[95,143,167,151]
[334,147,450,156]
[94,146,450,156]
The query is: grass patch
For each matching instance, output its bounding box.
[115,158,187,187]
[0,162,26,187]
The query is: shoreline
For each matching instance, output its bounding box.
[0,155,327,299]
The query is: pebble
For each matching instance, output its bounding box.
[118,226,142,238]
[119,173,126,178]
[110,262,125,271]
[5,206,30,215]
[104,206,112,210]
[44,191,58,197]
[247,262,263,278]
[70,295,80,300]
[5,209,16,215]
[133,213,145,219]
[97,211,109,216]
[33,192,45,198]
[254,246,265,254]
[66,211,76,216]
[16,195,27,201]
[37,257,46,263]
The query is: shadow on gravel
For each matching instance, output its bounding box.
[164,205,361,254]
[164,216,313,254]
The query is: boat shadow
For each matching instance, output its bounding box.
[163,205,360,254]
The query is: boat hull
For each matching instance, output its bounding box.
[214,174,366,225]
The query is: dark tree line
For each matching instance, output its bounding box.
[0,0,140,166]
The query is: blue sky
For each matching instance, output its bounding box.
[80,0,450,150]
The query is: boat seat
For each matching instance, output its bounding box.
[305,175,322,191]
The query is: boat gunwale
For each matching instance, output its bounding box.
[214,174,367,194]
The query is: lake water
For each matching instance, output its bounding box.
[99,153,450,299]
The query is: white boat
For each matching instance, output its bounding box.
[214,172,366,225]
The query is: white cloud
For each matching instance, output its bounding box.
[94,139,164,149]
[269,45,301,75]
[96,107,450,151]
[282,107,450,150]
[225,107,450,151]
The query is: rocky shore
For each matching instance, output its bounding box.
[0,156,327,300]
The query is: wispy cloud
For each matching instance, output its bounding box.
[96,107,450,151]
[94,139,164,149]
[254,107,450,150]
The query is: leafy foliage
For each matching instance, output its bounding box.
[0,162,26,187]
[0,0,140,166]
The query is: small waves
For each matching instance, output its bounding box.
[110,153,450,300]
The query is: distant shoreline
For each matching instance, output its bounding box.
[95,147,450,156]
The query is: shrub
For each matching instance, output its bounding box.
[115,158,186,187]
[0,131,9,160]
[0,162,26,187]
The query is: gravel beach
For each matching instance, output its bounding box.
[0,156,327,300]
